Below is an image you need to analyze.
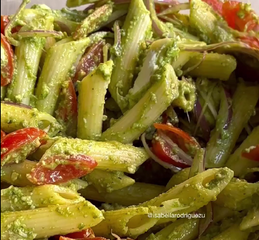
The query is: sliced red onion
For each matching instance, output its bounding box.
[2,101,32,109]
[222,88,233,130]
[141,133,181,172]
[199,202,213,238]
[158,130,193,166]
[157,2,190,16]
[14,30,65,39]
[193,100,211,141]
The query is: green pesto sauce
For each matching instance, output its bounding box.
[55,205,74,217]
[1,138,41,166]
[2,186,35,210]
[206,168,229,190]
[95,60,113,81]
[4,216,37,240]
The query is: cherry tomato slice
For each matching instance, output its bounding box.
[154,123,199,149]
[1,130,6,141]
[1,15,9,34]
[55,80,77,137]
[27,154,97,185]
[222,1,258,32]
[54,229,95,240]
[1,33,14,86]
[242,145,259,162]
[152,137,190,168]
[152,124,199,168]
[1,127,46,166]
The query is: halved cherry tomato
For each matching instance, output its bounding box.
[222,1,258,32]
[1,130,6,140]
[1,127,46,166]
[154,123,198,149]
[55,80,77,137]
[27,154,97,185]
[242,145,259,162]
[201,0,259,32]
[1,33,14,86]
[54,229,95,240]
[1,15,9,34]
[152,123,199,168]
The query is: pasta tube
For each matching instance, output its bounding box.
[146,218,199,240]
[1,87,6,100]
[77,60,113,140]
[189,0,233,43]
[240,207,259,231]
[41,137,148,173]
[1,160,89,191]
[79,183,164,206]
[93,168,234,238]
[35,37,91,115]
[1,201,104,240]
[215,179,259,211]
[226,126,259,177]
[211,224,250,240]
[108,0,152,111]
[172,78,196,112]
[1,185,84,212]
[205,83,259,167]
[102,64,180,143]
[85,169,135,193]
[1,102,62,136]
[73,3,113,39]
[7,10,54,105]
[165,168,190,190]
[183,53,237,81]
[127,38,178,110]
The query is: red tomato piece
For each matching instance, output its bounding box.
[222,1,258,32]
[152,137,190,168]
[55,80,77,137]
[1,33,14,86]
[1,15,9,34]
[1,128,46,166]
[1,130,6,141]
[242,145,259,162]
[56,229,95,239]
[153,123,198,148]
[27,154,97,185]
[152,123,200,168]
